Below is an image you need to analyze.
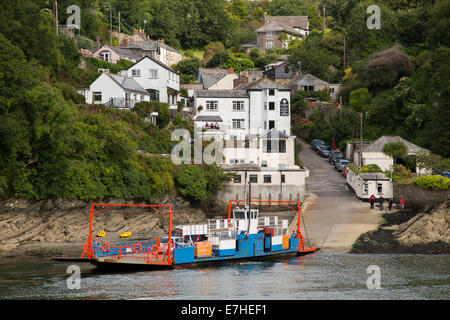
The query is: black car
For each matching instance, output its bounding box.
[328,150,344,165]
[317,145,332,158]
[311,139,325,151]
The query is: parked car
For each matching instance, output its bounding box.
[311,139,325,151]
[335,159,350,172]
[329,150,344,165]
[317,145,332,158]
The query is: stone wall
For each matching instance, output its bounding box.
[394,183,450,210]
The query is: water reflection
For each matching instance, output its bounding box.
[0,252,449,299]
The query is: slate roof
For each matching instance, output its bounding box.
[363,136,429,153]
[360,173,390,181]
[99,45,141,60]
[287,73,329,87]
[194,115,223,122]
[107,73,148,94]
[194,90,249,98]
[241,77,290,91]
[260,129,290,139]
[127,55,178,73]
[264,16,309,30]
[241,41,258,48]
[202,73,227,89]
[126,40,181,54]
[256,22,304,37]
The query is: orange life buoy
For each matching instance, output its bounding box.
[102,242,110,253]
[151,244,159,255]
[132,243,142,253]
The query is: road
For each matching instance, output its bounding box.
[298,141,382,251]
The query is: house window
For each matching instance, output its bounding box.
[93,92,102,102]
[363,183,369,195]
[302,85,314,91]
[261,161,267,167]
[206,100,218,111]
[377,183,383,194]
[268,120,275,130]
[233,101,245,111]
[245,139,250,148]
[281,175,285,183]
[330,87,335,94]
[234,175,242,183]
[266,32,274,36]
[264,175,272,183]
[280,99,289,116]
[149,69,158,78]
[263,139,286,153]
[100,51,111,62]
[249,175,258,183]
[266,41,274,49]
[131,69,141,77]
[148,89,159,101]
[268,89,275,96]
[232,119,245,129]
[269,102,275,110]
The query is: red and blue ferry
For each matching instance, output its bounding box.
[54,200,317,269]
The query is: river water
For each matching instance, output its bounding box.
[0,250,448,300]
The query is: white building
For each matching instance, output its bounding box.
[193,78,291,138]
[352,136,430,173]
[84,72,151,109]
[346,170,393,200]
[123,56,180,108]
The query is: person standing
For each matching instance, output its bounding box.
[388,198,393,211]
[379,196,384,211]
[400,196,406,209]
[369,195,375,209]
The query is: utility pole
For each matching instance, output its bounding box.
[55,0,59,36]
[360,113,363,167]
[343,34,346,69]
[323,4,326,31]
[118,11,121,45]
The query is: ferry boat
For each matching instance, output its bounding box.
[53,200,317,269]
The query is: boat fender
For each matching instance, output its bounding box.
[151,244,159,255]
[132,243,142,253]
[102,242,110,253]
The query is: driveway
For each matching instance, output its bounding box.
[298,141,382,251]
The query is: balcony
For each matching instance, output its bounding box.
[105,98,137,109]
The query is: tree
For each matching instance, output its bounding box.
[382,141,408,165]
[308,4,323,31]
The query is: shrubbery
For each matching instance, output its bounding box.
[413,175,450,190]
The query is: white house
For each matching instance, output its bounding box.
[85,72,151,109]
[346,170,393,200]
[352,136,430,173]
[193,78,291,138]
[123,56,180,108]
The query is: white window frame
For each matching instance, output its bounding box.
[377,183,383,195]
[266,40,274,49]
[93,91,102,102]
[232,101,245,111]
[149,69,158,79]
[232,119,245,129]
[206,100,218,111]
[131,69,141,77]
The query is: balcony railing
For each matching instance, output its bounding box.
[105,98,137,109]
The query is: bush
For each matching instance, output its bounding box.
[413,175,450,190]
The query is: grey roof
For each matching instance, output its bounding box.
[194,115,223,122]
[194,90,249,98]
[127,55,178,73]
[100,45,141,60]
[126,40,181,54]
[260,129,290,139]
[242,78,290,91]
[363,136,429,153]
[264,16,309,30]
[107,73,148,94]
[241,41,257,48]
[360,173,390,181]
[287,73,329,87]
[256,22,304,37]
[202,73,227,89]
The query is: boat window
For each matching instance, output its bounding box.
[234,210,246,219]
